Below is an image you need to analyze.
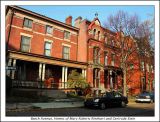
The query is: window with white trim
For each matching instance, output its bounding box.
[64,31,70,39]
[21,36,31,52]
[93,47,100,64]
[111,53,115,66]
[63,46,70,59]
[46,25,53,34]
[104,52,108,66]
[44,42,52,56]
[141,62,145,71]
[23,18,33,28]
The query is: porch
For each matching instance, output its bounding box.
[6,51,87,90]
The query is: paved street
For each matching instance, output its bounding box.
[6,102,154,116]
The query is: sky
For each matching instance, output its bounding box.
[20,5,154,27]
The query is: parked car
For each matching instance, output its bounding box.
[84,91,128,109]
[135,91,154,103]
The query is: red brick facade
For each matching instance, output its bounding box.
[6,6,154,95]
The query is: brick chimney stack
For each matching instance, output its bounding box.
[65,16,72,25]
[74,16,82,28]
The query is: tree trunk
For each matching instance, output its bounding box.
[123,69,127,96]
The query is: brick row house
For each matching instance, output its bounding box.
[5,6,154,95]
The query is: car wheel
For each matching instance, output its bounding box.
[121,101,126,107]
[150,99,154,103]
[100,103,106,110]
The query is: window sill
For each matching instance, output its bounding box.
[64,39,70,42]
[23,27,32,31]
[46,33,53,37]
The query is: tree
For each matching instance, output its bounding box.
[67,70,89,89]
[136,19,154,92]
[104,10,152,96]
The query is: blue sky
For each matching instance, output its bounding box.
[20,5,154,27]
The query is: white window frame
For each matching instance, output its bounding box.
[111,53,115,66]
[46,25,53,34]
[62,46,70,60]
[44,39,53,56]
[23,18,33,28]
[104,52,108,66]
[20,35,31,52]
[64,31,70,40]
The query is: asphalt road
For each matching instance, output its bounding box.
[6,102,154,116]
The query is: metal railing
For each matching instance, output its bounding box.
[12,80,68,89]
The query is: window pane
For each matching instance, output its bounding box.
[44,42,51,56]
[22,36,30,44]
[63,46,70,59]
[21,45,29,52]
[21,36,30,52]
[45,42,51,49]
[64,31,70,39]
[46,25,52,34]
[45,50,51,56]
[24,18,32,28]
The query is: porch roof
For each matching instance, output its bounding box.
[9,50,87,69]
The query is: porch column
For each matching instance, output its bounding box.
[84,69,87,79]
[6,58,12,77]
[82,69,86,78]
[11,59,16,79]
[61,66,65,88]
[64,67,68,88]
[42,64,45,81]
[110,70,113,89]
[82,69,84,77]
[38,63,42,80]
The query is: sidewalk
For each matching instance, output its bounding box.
[6,98,84,112]
[6,98,136,112]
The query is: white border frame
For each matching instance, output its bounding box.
[1,1,159,121]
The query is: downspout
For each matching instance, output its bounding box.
[76,32,78,61]
[6,7,14,62]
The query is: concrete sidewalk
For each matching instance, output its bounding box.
[6,98,84,112]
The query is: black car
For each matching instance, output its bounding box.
[135,91,154,103]
[84,91,128,109]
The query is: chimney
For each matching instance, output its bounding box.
[65,16,72,25]
[74,16,82,28]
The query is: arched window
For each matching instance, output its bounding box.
[111,53,115,66]
[104,52,108,66]
[105,36,108,44]
[93,29,96,38]
[93,47,100,64]
[98,31,100,40]
[111,40,114,46]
